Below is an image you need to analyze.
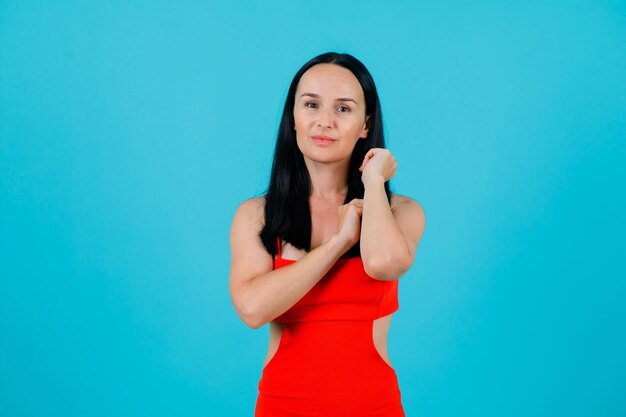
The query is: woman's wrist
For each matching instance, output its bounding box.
[362,173,386,189]
[326,233,352,257]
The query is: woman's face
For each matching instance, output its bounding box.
[293,63,369,164]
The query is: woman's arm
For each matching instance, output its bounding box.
[228,197,360,329]
[359,149,426,281]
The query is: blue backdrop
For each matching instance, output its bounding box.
[1,1,625,416]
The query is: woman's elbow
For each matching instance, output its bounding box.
[245,318,265,330]
[237,305,266,329]
[231,290,266,329]
[363,254,411,281]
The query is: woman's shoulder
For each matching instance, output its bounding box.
[389,192,426,238]
[390,192,424,212]
[232,196,266,226]
[238,195,266,210]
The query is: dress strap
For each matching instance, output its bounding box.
[276,236,281,258]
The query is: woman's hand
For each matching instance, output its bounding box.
[336,198,364,253]
[359,148,397,186]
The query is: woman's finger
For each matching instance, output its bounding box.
[359,154,372,170]
[349,198,363,204]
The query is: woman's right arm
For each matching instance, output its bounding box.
[228,198,358,329]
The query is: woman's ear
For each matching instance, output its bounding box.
[359,115,371,139]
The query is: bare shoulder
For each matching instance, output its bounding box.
[230,195,273,288]
[236,195,265,214]
[232,196,265,227]
[390,192,426,257]
[390,192,425,217]
[230,195,269,258]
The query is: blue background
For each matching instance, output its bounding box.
[1,1,625,416]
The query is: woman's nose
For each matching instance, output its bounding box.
[316,107,334,128]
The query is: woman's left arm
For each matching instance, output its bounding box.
[358,148,426,281]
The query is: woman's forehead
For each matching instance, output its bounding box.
[296,64,364,101]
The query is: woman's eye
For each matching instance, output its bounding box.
[305,102,318,108]
[337,105,350,113]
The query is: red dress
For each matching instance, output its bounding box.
[254,237,405,416]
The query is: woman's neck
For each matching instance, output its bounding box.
[303,157,349,200]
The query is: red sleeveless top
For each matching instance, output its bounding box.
[272,237,399,323]
[255,237,406,415]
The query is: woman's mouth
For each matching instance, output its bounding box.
[311,135,336,146]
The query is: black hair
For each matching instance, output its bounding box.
[259,52,392,259]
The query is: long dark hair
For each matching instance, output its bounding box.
[259,52,392,259]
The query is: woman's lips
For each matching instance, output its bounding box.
[311,135,336,146]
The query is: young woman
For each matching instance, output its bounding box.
[229,52,426,416]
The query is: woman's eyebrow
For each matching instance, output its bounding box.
[299,93,358,104]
